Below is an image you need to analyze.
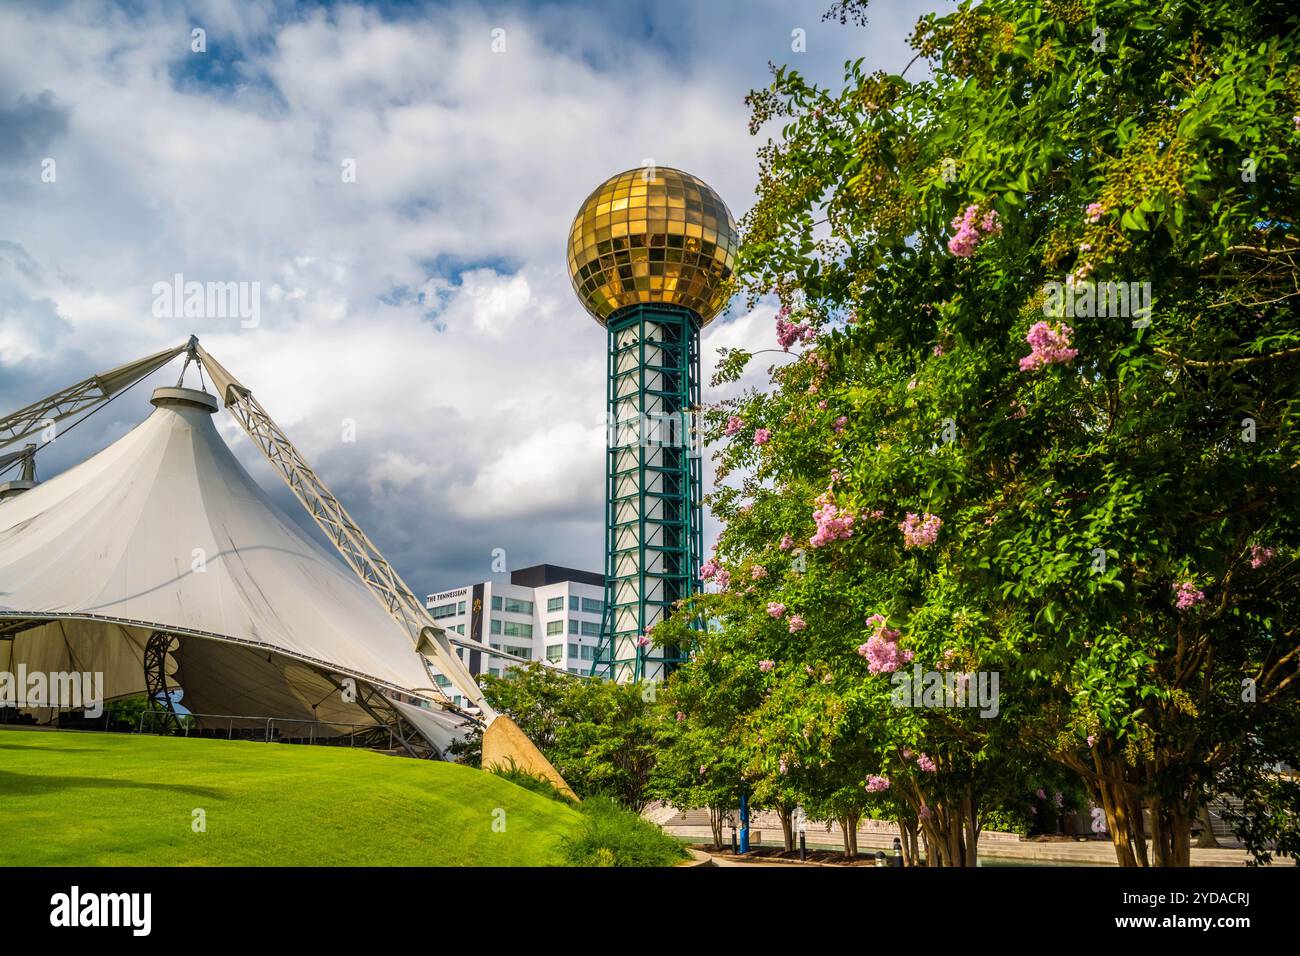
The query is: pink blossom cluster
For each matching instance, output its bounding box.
[778,758,789,775]
[788,614,807,633]
[1085,202,1106,223]
[810,491,855,548]
[758,659,775,673]
[915,753,937,773]
[675,711,685,722]
[1019,321,1078,371]
[775,306,815,350]
[833,415,848,434]
[751,564,768,580]
[725,415,743,436]
[766,602,786,620]
[636,634,651,648]
[700,559,720,581]
[779,534,795,550]
[1250,545,1276,568]
[858,614,912,675]
[899,512,942,549]
[947,204,1001,258]
[753,428,771,446]
[865,775,891,793]
[1174,580,1205,610]
[715,569,731,590]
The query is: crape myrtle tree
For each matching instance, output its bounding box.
[677,0,1299,867]
[654,536,1045,866]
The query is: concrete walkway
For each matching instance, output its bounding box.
[656,809,1263,867]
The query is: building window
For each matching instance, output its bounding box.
[568,619,579,635]
[581,645,595,661]
[546,596,564,613]
[430,602,458,619]
[503,644,531,660]
[458,600,466,614]
[490,619,502,635]
[503,621,533,638]
[581,621,601,637]
[455,624,465,635]
[503,597,533,615]
[581,597,604,615]
[569,596,579,611]
[433,674,452,688]
[489,667,501,678]
[546,644,563,663]
[568,643,580,658]
[546,620,564,636]
[491,595,502,611]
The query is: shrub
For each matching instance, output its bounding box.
[560,796,688,867]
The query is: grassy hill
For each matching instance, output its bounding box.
[0,728,586,866]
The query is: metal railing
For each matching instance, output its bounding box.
[131,711,388,748]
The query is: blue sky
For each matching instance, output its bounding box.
[0,0,942,592]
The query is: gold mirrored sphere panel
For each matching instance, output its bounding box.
[567,167,738,326]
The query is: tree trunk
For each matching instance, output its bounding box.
[1149,796,1194,867]
[708,805,725,851]
[778,805,795,853]
[898,817,919,867]
[1096,776,1143,866]
[961,790,980,867]
[838,815,852,857]
[1195,802,1220,848]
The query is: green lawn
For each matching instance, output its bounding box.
[0,728,585,866]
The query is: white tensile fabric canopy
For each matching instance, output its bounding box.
[0,386,456,734]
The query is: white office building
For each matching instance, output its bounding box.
[424,565,607,703]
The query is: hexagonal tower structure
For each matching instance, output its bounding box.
[566,166,737,683]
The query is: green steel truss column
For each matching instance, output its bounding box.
[592,304,703,683]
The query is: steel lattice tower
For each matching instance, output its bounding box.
[565,167,737,683]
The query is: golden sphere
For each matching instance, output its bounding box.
[567,166,738,326]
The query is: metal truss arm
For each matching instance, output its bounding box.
[0,343,187,450]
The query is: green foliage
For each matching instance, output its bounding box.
[678,0,1300,865]
[981,807,1034,837]
[488,760,579,807]
[560,795,689,867]
[463,664,659,811]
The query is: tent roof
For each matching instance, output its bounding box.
[0,388,443,704]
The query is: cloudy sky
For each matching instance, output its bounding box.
[0,0,939,596]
